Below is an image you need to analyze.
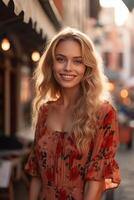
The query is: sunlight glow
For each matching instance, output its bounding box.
[100,0,117,7]
[115,0,129,26]
[100,0,129,26]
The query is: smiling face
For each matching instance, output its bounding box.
[52,39,86,90]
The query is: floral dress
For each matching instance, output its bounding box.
[25,101,121,200]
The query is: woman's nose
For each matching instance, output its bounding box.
[64,60,72,71]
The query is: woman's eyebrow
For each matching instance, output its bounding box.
[73,56,82,59]
[55,54,82,59]
[55,53,65,57]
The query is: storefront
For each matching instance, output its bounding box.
[0,0,62,137]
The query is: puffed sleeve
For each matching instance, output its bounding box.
[25,104,47,177]
[84,103,121,191]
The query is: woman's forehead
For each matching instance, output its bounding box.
[55,39,82,57]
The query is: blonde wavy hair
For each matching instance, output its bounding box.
[33,27,111,153]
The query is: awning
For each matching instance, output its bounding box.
[2,0,60,39]
[122,0,134,12]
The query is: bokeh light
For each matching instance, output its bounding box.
[31,51,40,62]
[1,38,10,51]
[120,89,129,98]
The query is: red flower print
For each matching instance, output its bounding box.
[27,155,38,172]
[70,166,80,180]
[104,150,113,159]
[106,134,114,147]
[59,189,67,200]
[40,127,47,137]
[86,165,95,178]
[69,151,78,167]
[46,168,54,182]
[103,110,114,126]
[104,164,112,177]
[25,103,121,197]
[101,134,113,149]
[56,141,63,157]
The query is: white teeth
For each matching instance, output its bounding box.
[61,74,75,77]
[60,74,76,80]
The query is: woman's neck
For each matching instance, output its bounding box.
[58,86,81,109]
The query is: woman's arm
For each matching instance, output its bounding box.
[29,177,41,200]
[84,180,104,200]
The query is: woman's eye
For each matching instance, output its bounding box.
[56,57,65,63]
[74,60,83,65]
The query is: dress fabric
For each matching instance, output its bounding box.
[25,101,121,200]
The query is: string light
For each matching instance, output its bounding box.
[1,38,10,51]
[31,51,40,62]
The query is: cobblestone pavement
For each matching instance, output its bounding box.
[114,143,134,200]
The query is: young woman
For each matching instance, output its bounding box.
[25,27,121,200]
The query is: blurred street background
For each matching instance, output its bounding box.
[0,0,134,200]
